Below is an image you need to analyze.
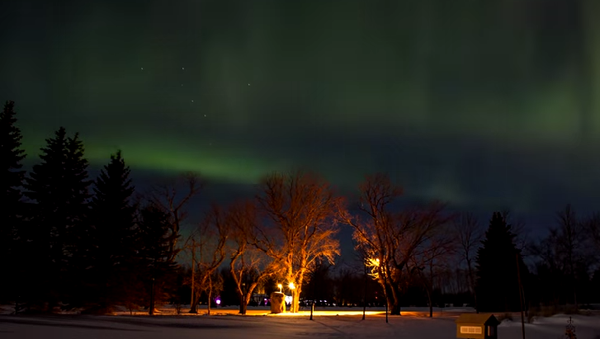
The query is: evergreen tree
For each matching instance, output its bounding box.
[475,212,528,312]
[0,100,26,302]
[88,150,136,312]
[23,127,91,310]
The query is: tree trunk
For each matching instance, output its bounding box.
[207,289,212,315]
[429,263,434,317]
[466,258,478,311]
[291,288,299,313]
[240,297,247,315]
[388,283,402,315]
[238,291,248,315]
[427,289,433,318]
[189,260,197,313]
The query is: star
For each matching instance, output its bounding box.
[182,67,185,70]
[248,83,251,86]
[191,100,194,103]
[141,67,144,70]
[203,114,207,117]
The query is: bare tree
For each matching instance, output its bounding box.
[555,204,586,308]
[339,173,452,315]
[186,203,229,315]
[227,200,275,314]
[452,212,483,309]
[252,171,342,313]
[582,212,600,260]
[411,226,456,317]
[150,172,202,263]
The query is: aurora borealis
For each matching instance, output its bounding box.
[2,0,600,221]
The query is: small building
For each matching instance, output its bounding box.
[455,313,499,339]
[270,292,286,314]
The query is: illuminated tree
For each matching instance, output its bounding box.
[226,200,275,315]
[253,171,341,313]
[339,173,451,315]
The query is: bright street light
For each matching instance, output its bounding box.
[278,283,283,293]
[288,282,295,290]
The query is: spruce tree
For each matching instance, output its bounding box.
[475,212,528,312]
[0,100,26,302]
[23,127,91,310]
[88,150,136,312]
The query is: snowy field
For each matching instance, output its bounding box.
[1,306,599,339]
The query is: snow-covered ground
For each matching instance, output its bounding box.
[1,306,599,339]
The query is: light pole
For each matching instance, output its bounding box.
[288,282,295,312]
[278,283,283,293]
[241,282,247,315]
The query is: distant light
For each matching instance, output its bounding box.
[215,298,221,305]
[289,282,295,290]
[278,284,283,293]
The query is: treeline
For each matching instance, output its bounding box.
[1,101,600,315]
[1,101,182,313]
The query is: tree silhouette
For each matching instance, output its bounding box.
[149,172,202,264]
[0,100,26,303]
[23,127,91,310]
[185,203,230,315]
[87,150,136,312]
[136,203,179,313]
[226,200,275,315]
[452,212,483,309]
[475,212,527,312]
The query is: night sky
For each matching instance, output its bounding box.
[2,0,600,231]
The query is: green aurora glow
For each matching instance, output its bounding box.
[3,0,600,214]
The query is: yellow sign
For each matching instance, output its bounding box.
[460,326,482,334]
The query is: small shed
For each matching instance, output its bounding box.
[455,313,499,339]
[270,292,286,314]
